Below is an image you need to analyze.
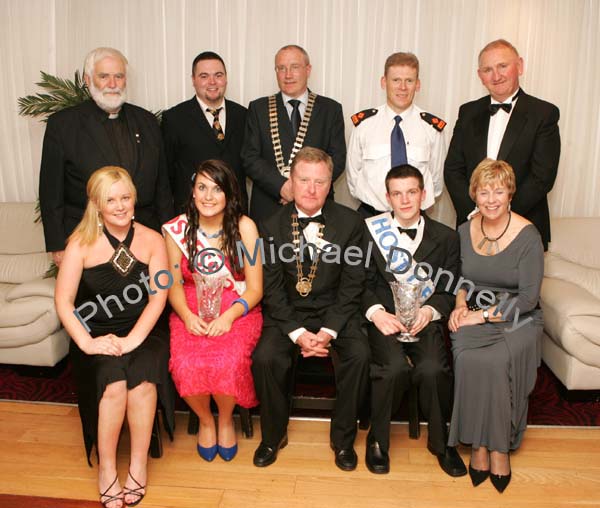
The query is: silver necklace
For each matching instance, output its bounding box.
[198,225,223,239]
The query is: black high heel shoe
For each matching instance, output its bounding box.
[123,470,146,506]
[468,463,490,487]
[490,471,512,493]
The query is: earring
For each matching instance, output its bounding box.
[131,215,135,221]
[508,203,511,212]
[97,213,103,232]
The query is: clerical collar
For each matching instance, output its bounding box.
[282,89,309,106]
[197,96,225,112]
[491,88,521,105]
[92,100,124,122]
[296,206,323,219]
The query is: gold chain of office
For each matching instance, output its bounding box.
[291,213,324,297]
[269,92,317,178]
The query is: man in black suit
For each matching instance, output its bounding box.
[252,147,369,471]
[39,47,173,264]
[242,45,346,223]
[162,51,248,213]
[444,39,560,250]
[362,165,466,477]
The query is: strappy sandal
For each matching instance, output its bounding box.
[100,475,123,508]
[123,470,146,507]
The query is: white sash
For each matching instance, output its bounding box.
[162,214,246,296]
[365,212,435,303]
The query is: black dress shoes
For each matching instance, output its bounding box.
[365,440,390,474]
[490,471,511,493]
[330,443,358,471]
[434,446,467,477]
[253,434,288,467]
[468,463,490,486]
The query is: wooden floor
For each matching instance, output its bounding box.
[0,401,599,508]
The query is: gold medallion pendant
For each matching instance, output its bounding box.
[295,277,312,296]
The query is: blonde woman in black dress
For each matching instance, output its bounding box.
[55,166,174,508]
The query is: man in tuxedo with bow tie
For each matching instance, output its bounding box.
[162,51,248,213]
[241,45,346,223]
[251,147,369,471]
[39,47,173,265]
[362,164,466,476]
[444,39,560,250]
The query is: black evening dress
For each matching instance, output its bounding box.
[71,225,174,464]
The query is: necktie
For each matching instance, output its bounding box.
[489,103,512,116]
[297,214,325,228]
[391,115,408,167]
[397,227,417,240]
[289,99,301,137]
[207,107,224,141]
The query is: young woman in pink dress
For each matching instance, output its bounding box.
[163,159,263,462]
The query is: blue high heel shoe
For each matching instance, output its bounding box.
[197,443,218,462]
[218,443,238,461]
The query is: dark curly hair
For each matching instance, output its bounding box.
[184,159,244,273]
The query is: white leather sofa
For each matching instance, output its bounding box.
[540,217,600,390]
[0,202,69,366]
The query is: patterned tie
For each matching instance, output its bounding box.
[207,107,224,141]
[391,115,408,167]
[289,99,301,137]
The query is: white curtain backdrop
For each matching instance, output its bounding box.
[1,0,599,226]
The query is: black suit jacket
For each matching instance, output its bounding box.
[444,90,560,249]
[161,97,248,213]
[259,201,364,336]
[242,92,346,222]
[362,214,460,319]
[39,100,174,252]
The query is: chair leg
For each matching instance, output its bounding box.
[239,406,253,438]
[188,408,199,435]
[149,410,163,458]
[408,382,420,439]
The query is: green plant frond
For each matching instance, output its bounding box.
[34,198,41,224]
[18,70,90,122]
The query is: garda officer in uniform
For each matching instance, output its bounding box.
[346,52,446,217]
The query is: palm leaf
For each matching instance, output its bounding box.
[18,70,90,122]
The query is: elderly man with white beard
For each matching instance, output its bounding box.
[39,47,173,265]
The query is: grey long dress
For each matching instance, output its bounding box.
[447,222,544,453]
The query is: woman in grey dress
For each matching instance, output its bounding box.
[447,159,544,493]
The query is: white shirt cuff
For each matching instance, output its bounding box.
[365,304,385,321]
[320,327,337,340]
[423,305,442,322]
[288,328,306,343]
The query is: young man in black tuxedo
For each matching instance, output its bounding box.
[252,147,369,471]
[161,51,248,213]
[39,47,173,265]
[444,39,560,250]
[362,165,466,477]
[242,45,346,223]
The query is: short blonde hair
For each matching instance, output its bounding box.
[69,166,137,245]
[290,146,333,176]
[469,159,516,201]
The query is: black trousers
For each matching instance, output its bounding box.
[252,315,370,449]
[368,321,452,454]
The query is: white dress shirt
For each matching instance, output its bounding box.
[486,89,520,159]
[281,89,309,121]
[346,103,445,211]
[196,96,227,134]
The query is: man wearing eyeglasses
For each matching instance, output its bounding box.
[242,45,346,223]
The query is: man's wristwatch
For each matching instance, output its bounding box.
[482,309,490,323]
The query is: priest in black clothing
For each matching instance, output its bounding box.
[252,147,369,471]
[361,164,466,476]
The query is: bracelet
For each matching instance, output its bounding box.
[231,298,249,316]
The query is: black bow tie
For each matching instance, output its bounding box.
[489,102,512,116]
[398,227,417,240]
[297,214,325,228]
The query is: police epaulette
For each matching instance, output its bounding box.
[420,112,446,132]
[351,108,378,127]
